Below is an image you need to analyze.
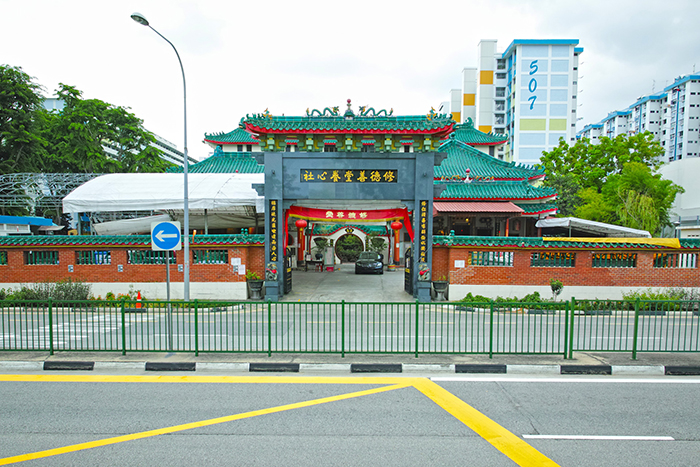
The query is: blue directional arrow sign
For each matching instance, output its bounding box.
[151,221,182,251]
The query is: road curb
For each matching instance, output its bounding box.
[249,363,300,372]
[43,361,94,371]
[665,365,700,376]
[455,364,507,374]
[561,365,612,375]
[351,363,402,373]
[1,361,700,376]
[145,362,196,372]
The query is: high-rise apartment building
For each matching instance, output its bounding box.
[578,74,700,162]
[441,39,583,164]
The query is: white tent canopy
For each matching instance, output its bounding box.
[62,173,265,214]
[536,217,651,238]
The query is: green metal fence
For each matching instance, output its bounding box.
[1,299,698,358]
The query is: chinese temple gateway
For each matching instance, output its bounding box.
[198,101,556,301]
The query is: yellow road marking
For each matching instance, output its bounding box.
[0,381,410,465]
[412,378,560,467]
[0,374,559,467]
[0,374,411,385]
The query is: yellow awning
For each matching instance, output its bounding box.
[543,237,681,248]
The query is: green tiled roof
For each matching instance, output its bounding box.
[243,114,455,135]
[437,180,556,201]
[167,147,263,174]
[435,139,544,181]
[311,224,388,236]
[447,119,507,145]
[204,128,259,144]
[515,203,558,215]
[0,234,264,248]
[433,236,700,250]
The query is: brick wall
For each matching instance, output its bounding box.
[434,246,700,288]
[0,245,265,284]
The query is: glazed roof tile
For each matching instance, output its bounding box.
[243,114,455,135]
[448,119,508,145]
[0,234,264,248]
[433,236,700,250]
[515,203,558,215]
[203,128,259,145]
[167,148,263,174]
[436,139,544,181]
[311,223,388,236]
[437,180,556,201]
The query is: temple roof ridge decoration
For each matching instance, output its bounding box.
[240,100,455,136]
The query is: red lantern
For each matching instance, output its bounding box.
[295,219,308,229]
[391,221,403,231]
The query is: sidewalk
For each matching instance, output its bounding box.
[1,350,698,376]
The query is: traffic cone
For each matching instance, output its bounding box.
[135,291,142,309]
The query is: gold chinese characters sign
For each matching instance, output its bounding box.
[301,169,398,183]
[418,200,428,263]
[269,200,278,263]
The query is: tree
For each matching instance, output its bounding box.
[0,65,47,173]
[541,134,681,235]
[575,162,684,236]
[42,84,172,173]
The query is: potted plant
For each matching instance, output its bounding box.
[432,275,449,301]
[313,237,329,260]
[245,270,264,300]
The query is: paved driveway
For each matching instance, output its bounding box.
[283,263,412,303]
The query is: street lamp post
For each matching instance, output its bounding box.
[131,12,190,301]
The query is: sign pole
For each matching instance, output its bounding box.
[166,250,172,351]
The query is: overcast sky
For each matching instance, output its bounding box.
[2,0,698,161]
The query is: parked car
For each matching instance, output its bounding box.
[355,251,384,275]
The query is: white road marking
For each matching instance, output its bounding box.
[432,376,700,384]
[523,435,674,441]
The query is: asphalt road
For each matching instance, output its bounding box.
[1,372,699,466]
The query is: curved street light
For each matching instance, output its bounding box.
[131,12,191,301]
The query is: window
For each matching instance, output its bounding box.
[246,145,253,151]
[470,251,513,266]
[76,250,111,265]
[592,252,637,268]
[324,145,337,152]
[361,144,375,152]
[653,253,697,268]
[496,73,506,79]
[531,251,576,267]
[127,250,176,265]
[495,88,506,98]
[237,145,243,152]
[0,251,6,265]
[497,60,506,70]
[25,251,59,265]
[193,250,228,264]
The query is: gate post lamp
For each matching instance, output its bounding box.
[131,12,191,301]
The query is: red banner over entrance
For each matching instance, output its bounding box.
[284,205,414,249]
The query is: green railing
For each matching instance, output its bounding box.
[76,250,111,265]
[530,251,576,268]
[1,299,698,358]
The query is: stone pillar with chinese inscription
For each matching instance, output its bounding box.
[263,152,284,301]
[412,152,437,302]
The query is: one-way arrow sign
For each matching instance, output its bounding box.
[151,221,182,251]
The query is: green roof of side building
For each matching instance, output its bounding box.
[167,147,263,174]
[444,118,507,146]
[436,138,544,181]
[203,128,259,145]
[437,180,556,201]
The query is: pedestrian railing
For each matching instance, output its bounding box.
[1,298,698,358]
